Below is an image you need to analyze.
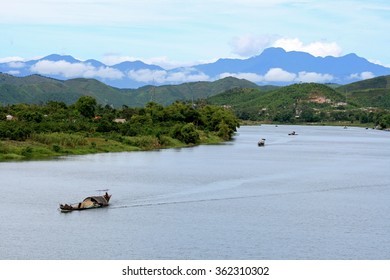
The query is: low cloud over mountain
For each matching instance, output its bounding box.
[1,48,390,88]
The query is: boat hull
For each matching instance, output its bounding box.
[59,204,106,212]
[59,192,111,213]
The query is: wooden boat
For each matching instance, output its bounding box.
[60,192,111,212]
[258,138,265,146]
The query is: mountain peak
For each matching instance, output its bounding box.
[344,53,359,58]
[261,47,287,55]
[40,54,79,63]
[113,60,163,71]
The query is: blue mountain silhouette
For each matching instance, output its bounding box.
[1,48,389,88]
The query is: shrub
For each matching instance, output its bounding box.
[21,146,33,158]
[171,123,200,144]
[31,133,87,147]
[217,121,232,140]
[52,144,61,152]
[123,136,160,149]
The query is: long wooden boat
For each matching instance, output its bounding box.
[59,192,111,212]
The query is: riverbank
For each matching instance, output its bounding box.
[2,121,384,162]
[1,98,240,161]
[240,119,377,128]
[0,131,223,161]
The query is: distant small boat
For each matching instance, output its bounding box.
[288,131,297,135]
[59,192,111,212]
[258,138,266,146]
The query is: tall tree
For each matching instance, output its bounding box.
[75,96,97,118]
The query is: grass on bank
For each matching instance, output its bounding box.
[0,130,226,161]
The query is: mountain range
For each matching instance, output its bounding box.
[2,69,390,111]
[1,48,390,88]
[0,73,262,107]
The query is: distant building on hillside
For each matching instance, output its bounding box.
[113,118,126,123]
[6,115,15,121]
[334,102,348,107]
[309,96,331,104]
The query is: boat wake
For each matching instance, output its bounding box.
[109,183,388,210]
[110,195,258,209]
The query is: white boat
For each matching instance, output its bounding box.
[258,138,265,146]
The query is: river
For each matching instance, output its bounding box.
[0,125,389,259]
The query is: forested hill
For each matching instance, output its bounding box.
[206,80,390,128]
[338,75,390,91]
[207,83,347,121]
[129,77,265,106]
[2,72,390,127]
[337,75,390,109]
[0,73,260,107]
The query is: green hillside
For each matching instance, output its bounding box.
[2,72,390,128]
[0,74,124,105]
[336,75,390,109]
[207,83,349,122]
[127,76,262,107]
[0,73,260,107]
[338,75,390,91]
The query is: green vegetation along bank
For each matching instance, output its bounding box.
[206,82,390,129]
[0,97,239,161]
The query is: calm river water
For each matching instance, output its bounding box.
[0,125,389,260]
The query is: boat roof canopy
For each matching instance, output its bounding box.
[83,196,108,205]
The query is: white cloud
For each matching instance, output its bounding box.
[219,72,264,82]
[368,59,390,68]
[30,60,124,80]
[128,68,210,84]
[165,69,210,83]
[102,54,217,70]
[229,35,344,58]
[360,72,375,80]
[272,38,343,57]
[218,69,294,83]
[127,69,167,83]
[219,68,333,84]
[349,71,375,80]
[7,61,26,68]
[229,34,276,57]
[297,71,334,83]
[7,70,20,75]
[263,68,296,82]
[0,56,26,63]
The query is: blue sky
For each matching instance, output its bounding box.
[1,0,390,68]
